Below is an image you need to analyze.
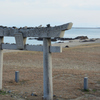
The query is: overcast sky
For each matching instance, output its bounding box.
[0,0,100,27]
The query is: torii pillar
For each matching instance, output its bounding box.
[43,38,53,100]
[0,37,3,89]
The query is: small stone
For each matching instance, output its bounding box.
[23,26,27,29]
[34,94,37,96]
[19,27,23,30]
[3,26,7,28]
[59,95,62,97]
[0,26,3,28]
[25,96,27,98]
[38,25,42,28]
[12,26,17,29]
[47,24,50,27]
[31,93,34,96]
[8,90,12,93]
[65,45,69,48]
[31,92,37,96]
[53,95,56,97]
[25,92,28,94]
[42,96,44,99]
[14,96,16,98]
[11,95,13,97]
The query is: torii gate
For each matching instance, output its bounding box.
[0,22,73,100]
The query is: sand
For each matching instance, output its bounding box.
[0,38,100,100]
[52,38,100,48]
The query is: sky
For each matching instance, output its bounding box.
[0,0,100,27]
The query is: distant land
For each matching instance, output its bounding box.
[72,27,100,29]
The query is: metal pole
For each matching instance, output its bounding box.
[43,38,53,100]
[0,37,3,89]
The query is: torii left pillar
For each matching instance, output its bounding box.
[0,37,3,89]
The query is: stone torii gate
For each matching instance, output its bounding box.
[0,22,73,100]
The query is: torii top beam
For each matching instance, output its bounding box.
[0,22,73,38]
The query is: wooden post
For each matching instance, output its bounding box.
[43,38,53,100]
[0,37,3,89]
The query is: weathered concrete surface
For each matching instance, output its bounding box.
[0,37,3,89]
[43,38,53,100]
[2,44,62,53]
[0,22,73,37]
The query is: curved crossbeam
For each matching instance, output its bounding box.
[0,22,73,37]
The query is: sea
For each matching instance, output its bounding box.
[4,28,100,45]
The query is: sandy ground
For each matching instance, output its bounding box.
[52,38,100,48]
[0,39,100,100]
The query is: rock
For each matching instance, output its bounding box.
[31,93,34,96]
[38,25,42,28]
[11,95,13,97]
[12,26,17,29]
[31,92,37,96]
[23,26,27,29]
[74,36,88,40]
[47,24,50,27]
[82,39,95,42]
[58,38,74,40]
[58,41,64,43]
[8,90,12,93]
[53,95,56,97]
[65,45,69,48]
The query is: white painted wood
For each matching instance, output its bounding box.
[0,22,73,37]
[0,37,3,89]
[2,44,62,53]
[43,38,53,100]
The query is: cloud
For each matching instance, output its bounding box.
[0,0,100,27]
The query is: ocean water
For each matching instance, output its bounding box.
[64,28,100,38]
[4,28,100,45]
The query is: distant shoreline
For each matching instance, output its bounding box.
[3,38,100,53]
[72,27,100,29]
[52,38,100,48]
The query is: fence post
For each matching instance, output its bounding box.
[43,38,53,100]
[15,71,19,83]
[0,37,3,89]
[84,77,88,90]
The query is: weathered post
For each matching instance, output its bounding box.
[0,37,3,89]
[43,38,53,100]
[15,71,19,83]
[84,77,88,90]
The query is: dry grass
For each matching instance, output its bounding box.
[1,43,100,100]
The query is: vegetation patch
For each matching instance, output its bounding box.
[0,90,8,95]
[81,89,90,92]
[92,89,97,92]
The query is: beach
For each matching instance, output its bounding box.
[1,39,100,100]
[52,38,100,48]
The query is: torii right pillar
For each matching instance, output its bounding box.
[43,38,53,100]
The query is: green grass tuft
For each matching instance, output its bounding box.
[0,90,8,95]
